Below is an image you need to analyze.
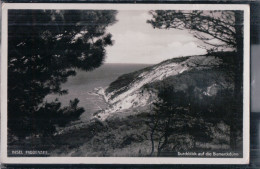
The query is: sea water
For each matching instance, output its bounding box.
[45,63,150,122]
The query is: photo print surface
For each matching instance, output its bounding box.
[1,4,250,164]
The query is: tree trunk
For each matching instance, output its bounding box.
[157,140,162,157]
[150,129,155,156]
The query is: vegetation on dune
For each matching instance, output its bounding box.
[105,56,190,99]
[105,65,153,98]
[144,66,234,92]
[9,112,234,157]
[147,85,242,156]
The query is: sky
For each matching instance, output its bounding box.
[105,10,207,64]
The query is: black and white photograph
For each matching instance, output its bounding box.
[1,4,250,164]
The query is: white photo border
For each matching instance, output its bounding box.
[1,3,250,164]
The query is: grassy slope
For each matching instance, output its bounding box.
[105,56,190,99]
[143,67,234,93]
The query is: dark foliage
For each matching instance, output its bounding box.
[148,10,243,52]
[32,99,84,136]
[149,85,242,156]
[148,86,212,156]
[8,10,117,138]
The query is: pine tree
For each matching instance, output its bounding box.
[148,10,243,150]
[8,10,117,138]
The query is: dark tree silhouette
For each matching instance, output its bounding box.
[148,10,243,51]
[148,83,242,156]
[8,10,117,138]
[148,10,243,150]
[202,89,243,151]
[148,86,212,156]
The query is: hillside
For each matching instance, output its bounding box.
[94,53,235,120]
[11,52,240,157]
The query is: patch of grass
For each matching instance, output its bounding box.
[144,67,234,93]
